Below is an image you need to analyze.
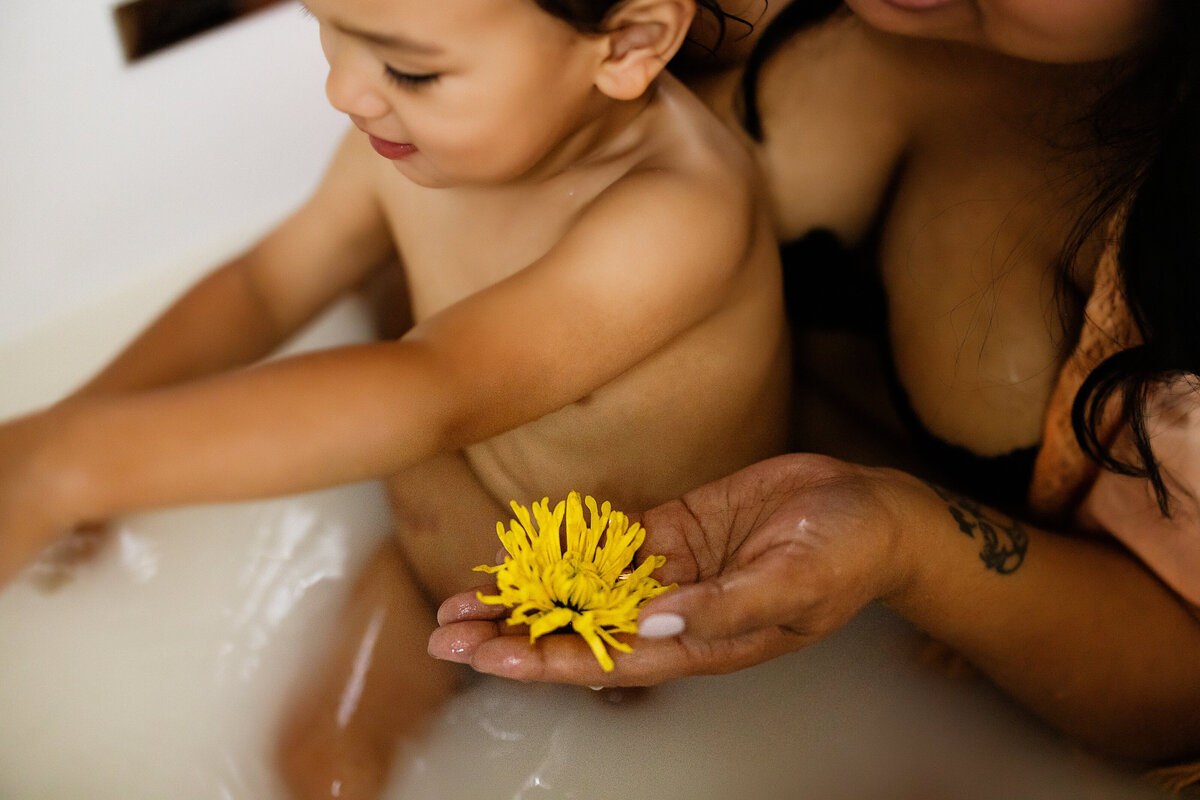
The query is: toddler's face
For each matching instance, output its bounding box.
[304,0,605,187]
[843,0,1160,63]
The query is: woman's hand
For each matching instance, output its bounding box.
[429,454,919,686]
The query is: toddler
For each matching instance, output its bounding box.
[0,0,789,796]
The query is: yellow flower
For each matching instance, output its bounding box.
[475,492,674,671]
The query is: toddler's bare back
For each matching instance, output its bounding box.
[364,74,791,599]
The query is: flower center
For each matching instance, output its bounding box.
[546,554,608,613]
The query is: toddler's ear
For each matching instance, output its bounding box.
[595,0,694,100]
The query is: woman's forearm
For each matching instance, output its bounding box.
[882,470,1200,762]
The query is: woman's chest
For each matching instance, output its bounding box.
[875,145,1085,456]
[737,16,1105,464]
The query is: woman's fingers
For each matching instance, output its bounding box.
[428,589,796,685]
[638,545,821,642]
[450,624,796,687]
[435,585,508,625]
[427,619,505,663]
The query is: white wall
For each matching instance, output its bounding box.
[0,0,345,347]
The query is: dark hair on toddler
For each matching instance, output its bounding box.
[535,0,737,49]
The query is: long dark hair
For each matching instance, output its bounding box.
[1072,0,1200,514]
[742,1,1200,515]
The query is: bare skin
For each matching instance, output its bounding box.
[0,1,789,797]
[430,2,1200,768]
[699,15,1102,458]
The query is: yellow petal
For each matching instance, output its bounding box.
[571,614,616,672]
[528,606,575,642]
[480,493,676,671]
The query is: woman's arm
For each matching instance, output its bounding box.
[888,477,1200,763]
[431,453,1200,764]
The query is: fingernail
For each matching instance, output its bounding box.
[638,613,685,638]
[428,634,473,664]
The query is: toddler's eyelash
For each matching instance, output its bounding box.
[384,66,440,88]
[295,7,436,89]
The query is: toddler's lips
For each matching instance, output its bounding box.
[368,135,417,160]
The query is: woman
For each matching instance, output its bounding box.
[431,0,1200,786]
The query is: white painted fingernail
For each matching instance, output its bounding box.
[638,613,685,638]
[589,685,604,691]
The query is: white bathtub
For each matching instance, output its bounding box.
[0,3,1171,798]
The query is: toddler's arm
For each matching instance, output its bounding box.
[72,128,395,399]
[0,165,756,586]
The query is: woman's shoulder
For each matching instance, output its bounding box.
[745,15,927,243]
[1077,376,1200,608]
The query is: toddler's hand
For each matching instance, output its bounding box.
[24,523,110,592]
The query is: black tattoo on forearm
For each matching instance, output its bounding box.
[926,484,1028,575]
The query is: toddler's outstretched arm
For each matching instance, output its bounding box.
[0,164,752,588]
[71,130,396,400]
